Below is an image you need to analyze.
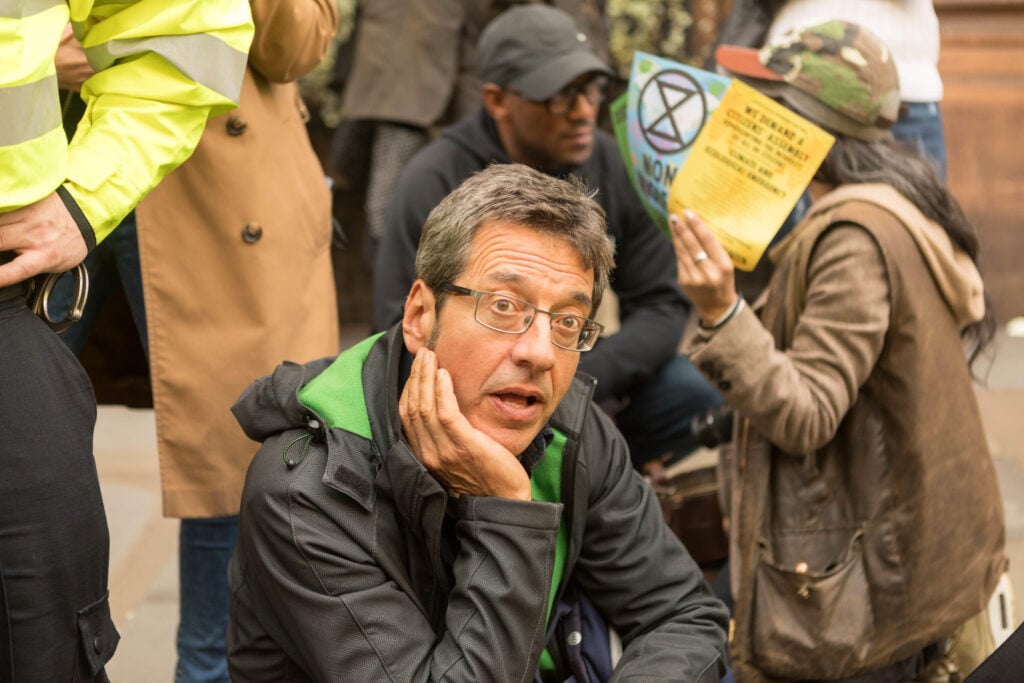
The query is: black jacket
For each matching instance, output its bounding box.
[227,327,729,681]
[372,109,688,401]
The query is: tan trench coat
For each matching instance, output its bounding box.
[135,0,340,518]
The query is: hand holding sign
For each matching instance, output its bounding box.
[614,52,834,271]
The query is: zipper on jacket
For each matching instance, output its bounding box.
[545,436,579,674]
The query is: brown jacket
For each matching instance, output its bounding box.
[685,185,1005,681]
[135,0,340,518]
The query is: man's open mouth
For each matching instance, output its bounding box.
[496,393,538,408]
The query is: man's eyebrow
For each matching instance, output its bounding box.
[569,291,593,307]
[486,270,592,308]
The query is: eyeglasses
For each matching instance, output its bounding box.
[438,284,604,352]
[512,75,608,116]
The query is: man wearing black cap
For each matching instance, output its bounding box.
[373,4,724,470]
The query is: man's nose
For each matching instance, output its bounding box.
[510,315,558,369]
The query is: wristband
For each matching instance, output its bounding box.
[56,185,96,252]
[698,296,744,331]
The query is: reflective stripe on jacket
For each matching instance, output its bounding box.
[0,0,253,243]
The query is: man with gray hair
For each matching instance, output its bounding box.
[227,164,729,681]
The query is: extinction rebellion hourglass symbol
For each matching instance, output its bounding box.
[638,69,707,154]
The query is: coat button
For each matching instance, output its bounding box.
[226,115,247,136]
[93,635,103,653]
[241,223,263,243]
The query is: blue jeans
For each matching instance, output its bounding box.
[892,101,947,180]
[769,103,946,248]
[52,213,235,682]
[176,516,239,683]
[50,210,147,353]
[614,355,723,467]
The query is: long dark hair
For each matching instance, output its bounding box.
[814,136,996,370]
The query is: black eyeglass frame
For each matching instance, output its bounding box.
[510,74,609,116]
[437,283,604,352]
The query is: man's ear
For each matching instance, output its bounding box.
[482,83,510,122]
[402,279,436,354]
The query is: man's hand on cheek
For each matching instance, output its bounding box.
[399,349,532,501]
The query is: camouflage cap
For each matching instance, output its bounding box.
[716,20,901,141]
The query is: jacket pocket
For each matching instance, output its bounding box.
[751,530,874,679]
[75,591,120,680]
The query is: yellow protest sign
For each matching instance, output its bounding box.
[667,80,834,270]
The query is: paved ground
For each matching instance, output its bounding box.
[95,327,1024,678]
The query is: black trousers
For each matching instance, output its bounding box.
[0,289,119,680]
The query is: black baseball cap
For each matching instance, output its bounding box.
[477,5,613,101]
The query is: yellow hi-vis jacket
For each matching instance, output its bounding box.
[0,1,254,247]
